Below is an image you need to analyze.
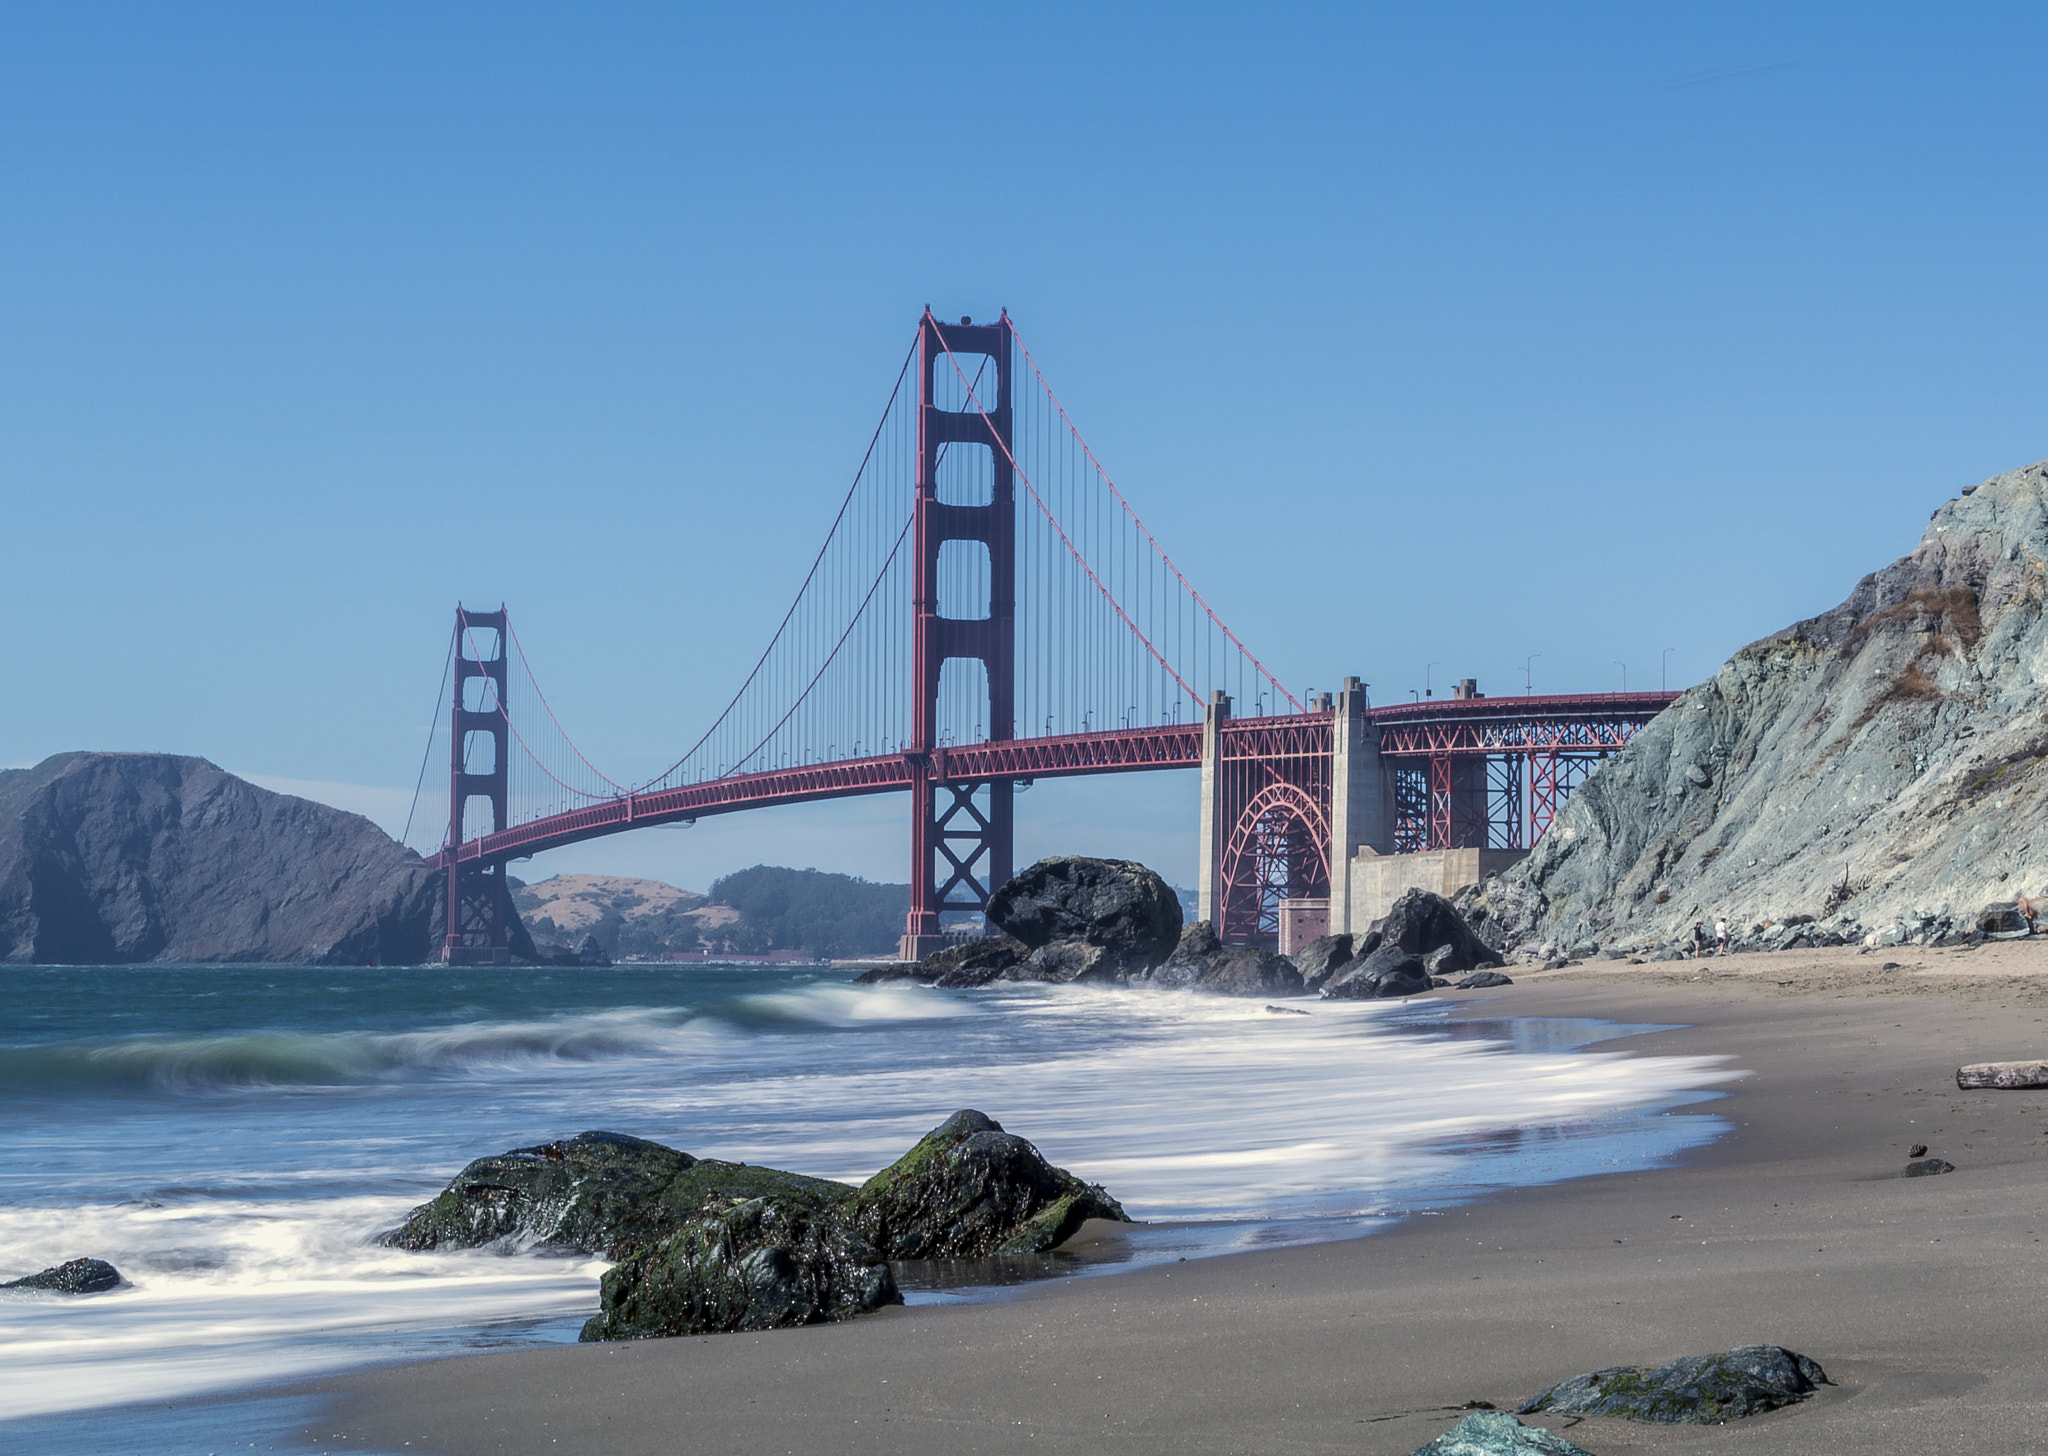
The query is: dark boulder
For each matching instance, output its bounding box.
[1198,948,1306,996]
[1290,933,1355,991]
[376,1130,852,1259]
[1977,903,2031,937]
[1409,1409,1594,1456]
[1014,940,1121,983]
[986,856,1181,971]
[1140,921,1304,996]
[1324,948,1435,998]
[1146,920,1222,987]
[1457,971,1515,989]
[1904,1157,1956,1176]
[845,1109,1131,1258]
[853,934,1028,987]
[1323,890,1499,998]
[2,1257,123,1294]
[1518,1345,1829,1424]
[579,1195,899,1340]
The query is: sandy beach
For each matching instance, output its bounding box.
[302,944,2048,1454]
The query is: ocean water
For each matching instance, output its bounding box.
[0,963,1739,1439]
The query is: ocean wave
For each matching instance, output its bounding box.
[0,980,979,1096]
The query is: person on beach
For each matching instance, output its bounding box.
[2021,896,2038,934]
[1715,918,1730,955]
[1691,922,1707,958]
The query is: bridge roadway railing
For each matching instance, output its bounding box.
[439,721,1207,870]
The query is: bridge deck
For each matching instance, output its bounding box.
[441,692,1679,869]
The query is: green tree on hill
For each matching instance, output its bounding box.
[708,866,909,959]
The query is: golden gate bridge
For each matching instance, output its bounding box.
[429,310,1674,964]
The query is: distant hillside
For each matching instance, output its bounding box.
[0,752,441,964]
[514,865,908,960]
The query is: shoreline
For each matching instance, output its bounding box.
[290,940,2048,1454]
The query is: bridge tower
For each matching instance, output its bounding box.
[444,605,515,965]
[900,311,1015,962]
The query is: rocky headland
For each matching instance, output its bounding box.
[0,752,443,964]
[1461,460,2048,962]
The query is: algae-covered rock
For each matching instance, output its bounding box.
[579,1195,899,1340]
[1410,1410,1595,1456]
[377,1130,852,1258]
[2,1258,123,1294]
[846,1109,1131,1258]
[1518,1344,1828,1424]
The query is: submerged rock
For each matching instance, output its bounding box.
[376,1130,852,1258]
[1,1258,123,1294]
[579,1195,899,1340]
[1518,1344,1829,1424]
[1409,1410,1594,1456]
[845,1109,1131,1258]
[986,856,1181,973]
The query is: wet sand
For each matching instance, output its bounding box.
[303,942,2048,1454]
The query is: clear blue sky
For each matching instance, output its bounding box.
[6,4,2045,891]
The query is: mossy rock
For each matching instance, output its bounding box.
[1518,1345,1828,1425]
[579,1195,899,1340]
[846,1109,1131,1259]
[377,1130,853,1259]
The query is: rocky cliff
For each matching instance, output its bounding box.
[0,752,440,964]
[1467,460,2048,958]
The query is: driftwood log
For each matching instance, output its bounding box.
[1957,1061,2048,1090]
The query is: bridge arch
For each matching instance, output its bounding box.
[1217,782,1331,948]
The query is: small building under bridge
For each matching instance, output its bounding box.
[1196,681,1676,951]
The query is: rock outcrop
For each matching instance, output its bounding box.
[1,1257,123,1294]
[986,856,1182,978]
[1470,463,2048,957]
[845,1110,1131,1258]
[1518,1345,1828,1424]
[578,1197,898,1340]
[377,1130,853,1259]
[1323,889,1502,998]
[0,752,443,964]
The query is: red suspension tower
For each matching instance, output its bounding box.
[900,311,1015,961]
[444,605,515,965]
